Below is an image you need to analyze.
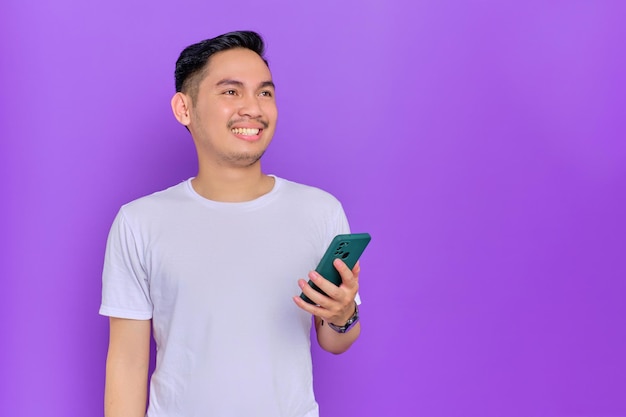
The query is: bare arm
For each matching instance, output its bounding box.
[294,260,361,354]
[314,311,361,354]
[104,317,151,417]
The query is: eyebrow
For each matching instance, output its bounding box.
[259,81,275,90]
[216,79,275,89]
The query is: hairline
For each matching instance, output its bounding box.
[181,47,270,104]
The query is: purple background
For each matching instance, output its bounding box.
[2,1,625,416]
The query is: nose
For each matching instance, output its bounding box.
[238,93,263,119]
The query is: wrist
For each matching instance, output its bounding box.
[328,303,359,334]
[334,307,356,325]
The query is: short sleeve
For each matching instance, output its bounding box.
[99,208,153,320]
[334,204,351,236]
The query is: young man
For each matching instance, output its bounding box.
[100,31,361,417]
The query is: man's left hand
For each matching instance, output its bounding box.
[293,258,360,325]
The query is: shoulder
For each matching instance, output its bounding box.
[275,177,343,208]
[118,180,191,220]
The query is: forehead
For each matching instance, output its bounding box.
[203,48,272,84]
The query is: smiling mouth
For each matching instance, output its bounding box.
[231,127,261,136]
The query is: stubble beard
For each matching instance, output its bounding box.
[218,149,266,168]
[219,117,271,167]
[193,117,270,168]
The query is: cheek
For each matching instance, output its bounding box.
[264,103,278,122]
[200,103,233,126]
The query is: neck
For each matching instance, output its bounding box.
[191,163,275,203]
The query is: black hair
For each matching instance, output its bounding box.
[174,30,268,100]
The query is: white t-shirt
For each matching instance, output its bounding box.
[100,177,350,417]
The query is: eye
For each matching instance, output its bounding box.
[223,89,237,96]
[259,90,273,97]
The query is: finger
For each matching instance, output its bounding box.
[293,296,338,322]
[298,277,333,307]
[293,294,316,313]
[307,270,345,302]
[293,295,321,316]
[333,258,358,289]
[292,294,333,320]
[310,271,358,310]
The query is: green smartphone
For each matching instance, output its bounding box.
[300,233,372,304]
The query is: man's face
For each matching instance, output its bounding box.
[186,48,277,168]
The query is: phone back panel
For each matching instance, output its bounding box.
[301,233,371,304]
[315,233,371,285]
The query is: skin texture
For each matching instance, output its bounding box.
[105,318,151,417]
[104,46,360,416]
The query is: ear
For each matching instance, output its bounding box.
[171,92,191,126]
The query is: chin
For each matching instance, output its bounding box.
[223,151,266,167]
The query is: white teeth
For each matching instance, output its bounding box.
[231,128,260,135]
